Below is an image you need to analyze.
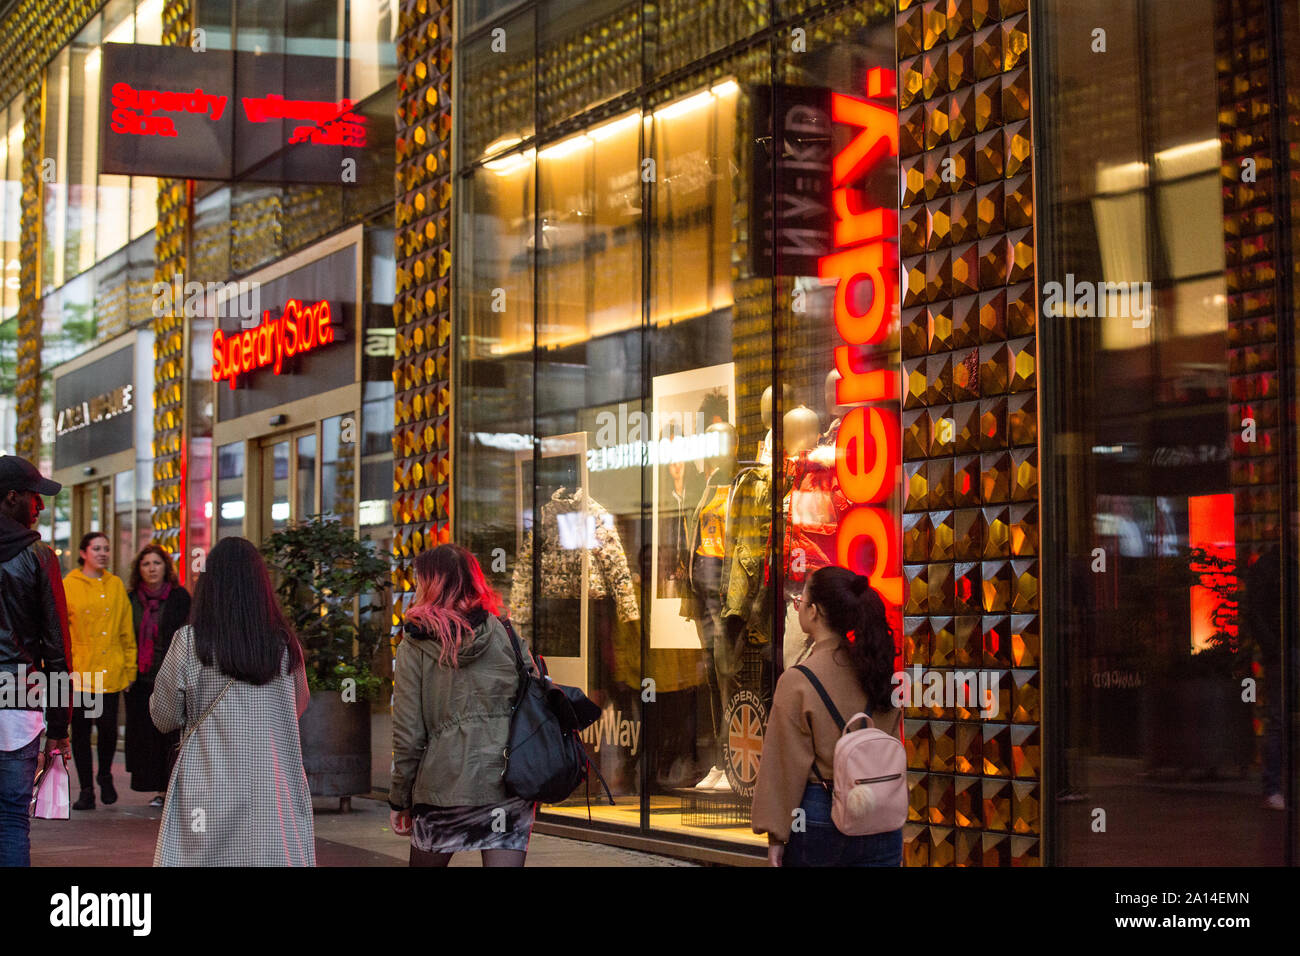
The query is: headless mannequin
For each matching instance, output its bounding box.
[824,369,852,437]
[781,406,822,669]
[784,405,821,456]
[759,384,794,465]
[691,422,741,790]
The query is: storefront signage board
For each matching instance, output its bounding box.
[818,67,903,609]
[53,345,135,471]
[214,246,357,421]
[751,84,834,277]
[99,43,367,183]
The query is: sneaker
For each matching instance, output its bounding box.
[72,789,95,811]
[1265,793,1285,811]
[694,766,724,790]
[149,795,165,808]
[99,780,118,806]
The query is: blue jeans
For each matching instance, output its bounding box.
[784,782,903,867]
[0,737,40,867]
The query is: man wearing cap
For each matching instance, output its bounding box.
[0,455,73,866]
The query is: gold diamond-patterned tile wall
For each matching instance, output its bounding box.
[1214,0,1281,561]
[393,0,454,633]
[149,0,192,560]
[897,0,1040,865]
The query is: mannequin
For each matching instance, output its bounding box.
[759,384,794,464]
[681,422,742,790]
[823,369,852,443]
[783,404,821,456]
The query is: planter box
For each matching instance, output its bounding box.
[299,694,372,799]
[1140,676,1253,774]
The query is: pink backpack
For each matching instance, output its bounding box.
[795,666,907,836]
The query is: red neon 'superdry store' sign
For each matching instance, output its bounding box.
[818,66,903,613]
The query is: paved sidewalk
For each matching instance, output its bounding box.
[30,761,695,867]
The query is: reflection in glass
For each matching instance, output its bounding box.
[1040,0,1287,865]
[295,433,316,523]
[216,441,245,541]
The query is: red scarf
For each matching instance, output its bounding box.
[136,581,172,673]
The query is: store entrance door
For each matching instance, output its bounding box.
[258,428,318,539]
[72,477,114,569]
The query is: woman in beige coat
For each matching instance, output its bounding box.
[150,537,314,866]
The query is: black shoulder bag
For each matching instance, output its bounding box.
[500,617,613,811]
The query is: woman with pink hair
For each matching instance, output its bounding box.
[389,543,537,867]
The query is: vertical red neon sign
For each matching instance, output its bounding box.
[819,67,902,608]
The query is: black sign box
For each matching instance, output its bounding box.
[53,345,135,471]
[750,84,834,278]
[215,246,357,422]
[99,43,368,184]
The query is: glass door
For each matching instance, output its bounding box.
[258,427,319,541]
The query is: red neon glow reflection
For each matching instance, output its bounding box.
[1188,493,1237,654]
[822,66,902,609]
[211,299,336,390]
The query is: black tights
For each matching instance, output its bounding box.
[409,846,526,867]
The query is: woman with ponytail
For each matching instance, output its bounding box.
[389,543,539,867]
[751,565,903,866]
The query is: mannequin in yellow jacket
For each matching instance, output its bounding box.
[63,532,136,809]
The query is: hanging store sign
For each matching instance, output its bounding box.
[99,43,369,183]
[750,84,834,277]
[819,67,902,608]
[212,298,338,389]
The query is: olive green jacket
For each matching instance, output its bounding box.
[390,611,536,809]
[679,464,774,643]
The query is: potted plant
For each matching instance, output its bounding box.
[262,514,391,808]
[1140,548,1253,775]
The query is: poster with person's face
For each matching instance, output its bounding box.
[650,364,735,649]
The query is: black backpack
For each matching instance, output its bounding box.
[500,618,613,807]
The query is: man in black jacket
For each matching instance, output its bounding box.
[0,455,72,866]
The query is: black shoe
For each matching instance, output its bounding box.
[72,788,95,811]
[99,780,118,805]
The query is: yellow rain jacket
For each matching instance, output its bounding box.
[63,567,136,694]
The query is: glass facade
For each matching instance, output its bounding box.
[1,0,1297,868]
[455,0,898,847]
[1039,0,1298,864]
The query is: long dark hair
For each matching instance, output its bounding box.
[403,543,502,667]
[77,531,108,566]
[806,566,896,711]
[190,536,303,685]
[128,544,180,591]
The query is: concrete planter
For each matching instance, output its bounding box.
[299,693,371,808]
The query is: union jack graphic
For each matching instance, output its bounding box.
[727,702,765,786]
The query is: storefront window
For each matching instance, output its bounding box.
[455,2,898,849]
[39,0,162,300]
[1039,0,1293,864]
[1,96,22,325]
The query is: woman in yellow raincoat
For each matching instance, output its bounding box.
[63,531,136,810]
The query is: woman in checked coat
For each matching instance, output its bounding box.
[150,537,315,866]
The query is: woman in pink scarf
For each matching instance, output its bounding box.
[125,546,191,807]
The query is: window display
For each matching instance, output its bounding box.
[455,2,899,848]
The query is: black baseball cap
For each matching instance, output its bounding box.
[0,455,61,496]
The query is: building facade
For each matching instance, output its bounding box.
[1,0,1297,865]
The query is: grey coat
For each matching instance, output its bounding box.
[149,625,315,866]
